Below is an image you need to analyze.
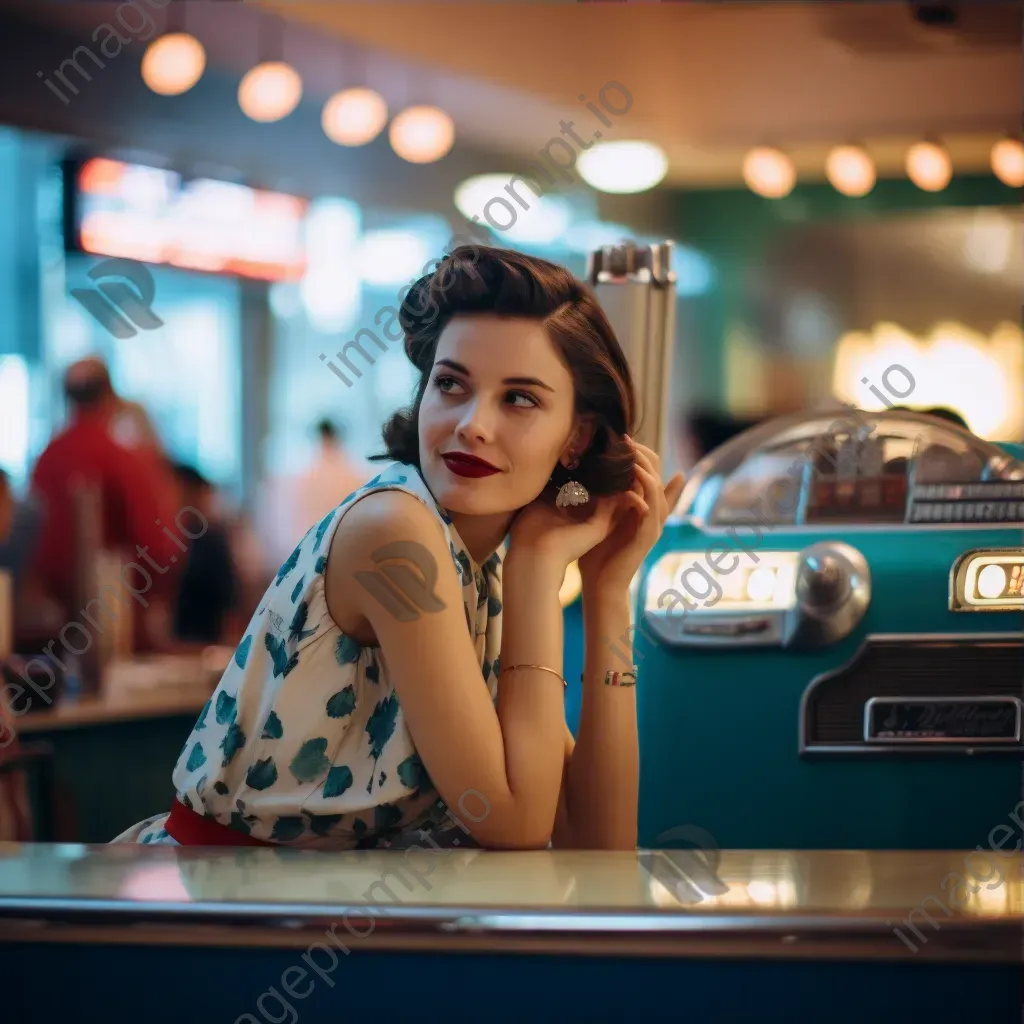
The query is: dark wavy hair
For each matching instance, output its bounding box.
[372,245,637,498]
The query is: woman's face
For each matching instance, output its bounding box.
[418,315,579,515]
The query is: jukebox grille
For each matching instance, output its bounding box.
[804,637,1024,744]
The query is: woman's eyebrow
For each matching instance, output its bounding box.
[435,359,555,393]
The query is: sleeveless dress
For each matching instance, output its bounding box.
[111,462,504,849]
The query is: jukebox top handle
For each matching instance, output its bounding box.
[586,242,677,461]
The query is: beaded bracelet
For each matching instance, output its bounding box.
[581,667,639,687]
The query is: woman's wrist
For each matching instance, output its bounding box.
[504,548,565,592]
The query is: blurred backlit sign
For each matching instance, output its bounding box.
[950,549,1024,611]
[73,157,308,282]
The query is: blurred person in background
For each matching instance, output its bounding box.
[170,464,242,647]
[0,469,42,594]
[27,356,180,651]
[257,417,370,573]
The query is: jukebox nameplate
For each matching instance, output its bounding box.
[864,696,1022,743]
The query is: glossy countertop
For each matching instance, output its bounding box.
[0,843,1020,961]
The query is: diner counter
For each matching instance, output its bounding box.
[0,843,1020,961]
[16,653,223,733]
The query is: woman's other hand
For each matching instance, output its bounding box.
[509,489,619,571]
[578,438,685,594]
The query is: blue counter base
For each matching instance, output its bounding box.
[4,942,1021,1023]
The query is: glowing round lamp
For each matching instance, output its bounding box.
[742,147,796,198]
[389,106,455,164]
[906,142,951,192]
[991,138,1024,188]
[238,61,302,123]
[322,88,388,147]
[141,33,206,96]
[825,145,875,197]
[977,563,1007,600]
[577,140,668,194]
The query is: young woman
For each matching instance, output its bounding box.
[113,245,684,851]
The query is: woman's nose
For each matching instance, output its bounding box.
[456,399,494,443]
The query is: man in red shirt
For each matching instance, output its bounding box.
[28,358,182,654]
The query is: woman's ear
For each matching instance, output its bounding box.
[562,416,598,466]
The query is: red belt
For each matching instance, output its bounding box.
[164,797,272,847]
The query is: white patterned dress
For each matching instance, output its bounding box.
[112,462,504,849]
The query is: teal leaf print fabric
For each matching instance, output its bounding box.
[272,816,306,841]
[261,711,283,740]
[335,634,361,665]
[326,686,356,719]
[290,738,330,783]
[288,601,318,644]
[265,634,299,678]
[215,691,237,725]
[309,813,344,838]
[366,694,400,772]
[275,544,301,585]
[397,754,430,792]
[246,757,278,790]
[313,510,336,552]
[154,461,504,850]
[194,699,210,732]
[220,723,246,766]
[323,765,353,798]
[234,635,252,670]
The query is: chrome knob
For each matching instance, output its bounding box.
[798,554,850,610]
[787,542,871,649]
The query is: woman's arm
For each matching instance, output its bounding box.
[324,490,568,850]
[556,586,637,850]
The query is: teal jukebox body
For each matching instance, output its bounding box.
[632,409,1024,851]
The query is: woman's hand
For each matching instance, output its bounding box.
[509,489,620,571]
[578,438,685,594]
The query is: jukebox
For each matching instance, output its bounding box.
[635,409,1024,850]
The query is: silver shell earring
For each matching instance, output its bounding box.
[555,457,590,509]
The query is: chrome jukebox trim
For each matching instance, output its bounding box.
[798,632,1024,759]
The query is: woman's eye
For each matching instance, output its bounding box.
[434,375,464,394]
[507,391,539,409]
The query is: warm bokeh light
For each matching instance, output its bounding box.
[832,321,1024,440]
[453,174,572,244]
[825,145,875,197]
[141,32,206,96]
[905,141,952,192]
[742,147,796,199]
[577,140,668,194]
[322,88,388,147]
[388,106,455,164]
[238,61,303,122]
[991,138,1024,188]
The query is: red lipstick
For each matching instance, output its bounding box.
[442,452,500,478]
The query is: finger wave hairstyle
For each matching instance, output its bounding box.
[372,245,638,497]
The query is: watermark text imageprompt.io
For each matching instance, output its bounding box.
[0,504,209,748]
[319,80,633,391]
[38,0,168,104]
[234,789,491,1024]
[608,363,917,669]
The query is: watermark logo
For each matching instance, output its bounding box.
[643,824,729,905]
[70,258,163,340]
[354,541,448,622]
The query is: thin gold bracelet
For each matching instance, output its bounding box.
[500,663,567,688]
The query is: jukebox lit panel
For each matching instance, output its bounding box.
[951,549,1024,610]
